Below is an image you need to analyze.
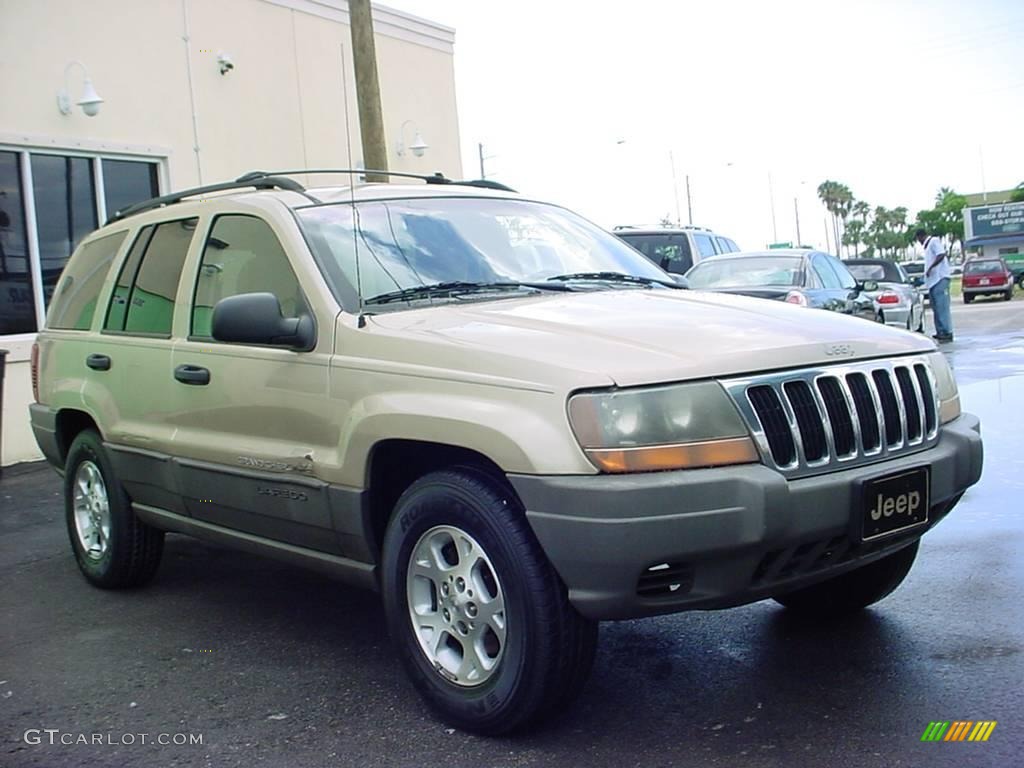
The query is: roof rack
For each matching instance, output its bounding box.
[237,169,518,193]
[106,176,313,224]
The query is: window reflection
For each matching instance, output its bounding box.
[0,151,36,333]
[31,155,97,307]
[102,159,159,219]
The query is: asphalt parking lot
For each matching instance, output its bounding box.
[2,300,1022,768]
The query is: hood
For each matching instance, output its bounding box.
[364,289,935,388]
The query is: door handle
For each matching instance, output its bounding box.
[174,364,211,385]
[86,354,111,371]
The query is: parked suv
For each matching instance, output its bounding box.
[31,172,982,735]
[613,225,739,276]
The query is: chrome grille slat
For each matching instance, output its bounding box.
[722,355,942,479]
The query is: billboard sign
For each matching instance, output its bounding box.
[964,201,1024,240]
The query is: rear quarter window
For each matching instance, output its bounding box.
[46,231,128,330]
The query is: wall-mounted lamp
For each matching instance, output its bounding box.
[57,61,104,117]
[396,120,429,158]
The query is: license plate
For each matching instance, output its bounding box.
[980,278,990,285]
[861,467,929,541]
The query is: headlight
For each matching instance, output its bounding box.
[927,352,961,424]
[568,381,758,473]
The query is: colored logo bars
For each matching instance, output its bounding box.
[921,721,997,742]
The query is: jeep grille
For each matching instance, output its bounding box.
[721,356,939,478]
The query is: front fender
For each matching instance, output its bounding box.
[336,389,595,487]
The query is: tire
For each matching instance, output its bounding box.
[773,540,919,617]
[963,293,973,304]
[381,467,597,735]
[1017,275,1024,290]
[1005,289,1013,302]
[64,430,164,588]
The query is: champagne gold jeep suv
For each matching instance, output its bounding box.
[30,171,983,735]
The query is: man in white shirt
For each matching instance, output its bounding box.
[915,228,953,342]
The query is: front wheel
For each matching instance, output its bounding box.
[65,430,164,588]
[773,540,919,617]
[381,468,597,735]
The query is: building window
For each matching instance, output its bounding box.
[32,155,98,306]
[0,151,35,334]
[0,147,161,336]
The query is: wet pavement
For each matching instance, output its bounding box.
[1,302,1022,768]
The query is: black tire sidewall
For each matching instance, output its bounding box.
[64,431,131,585]
[381,472,546,730]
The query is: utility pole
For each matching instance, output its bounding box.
[348,0,388,182]
[478,143,486,179]
[794,197,801,246]
[685,174,693,225]
[768,172,778,243]
[668,151,682,226]
[823,216,831,253]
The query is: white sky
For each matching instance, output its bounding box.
[384,0,1024,251]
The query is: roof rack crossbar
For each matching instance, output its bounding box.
[236,169,518,194]
[106,176,311,224]
[237,169,452,185]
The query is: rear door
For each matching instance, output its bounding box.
[168,213,340,553]
[98,217,199,512]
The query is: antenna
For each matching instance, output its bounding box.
[340,43,366,328]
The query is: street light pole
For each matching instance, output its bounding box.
[794,197,801,246]
[668,150,682,226]
[478,142,486,179]
[685,174,693,225]
[768,172,778,243]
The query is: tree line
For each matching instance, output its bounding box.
[817,181,971,261]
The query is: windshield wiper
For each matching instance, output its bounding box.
[546,271,686,289]
[364,280,572,306]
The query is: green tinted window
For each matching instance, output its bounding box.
[48,231,127,330]
[122,218,197,335]
[191,215,305,339]
[104,226,153,331]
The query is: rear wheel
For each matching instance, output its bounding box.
[963,293,973,304]
[1005,288,1013,301]
[381,468,597,735]
[65,430,164,588]
[773,540,919,617]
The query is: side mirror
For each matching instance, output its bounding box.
[858,279,879,293]
[212,292,315,350]
[672,274,690,288]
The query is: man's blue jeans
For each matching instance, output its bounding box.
[929,277,953,338]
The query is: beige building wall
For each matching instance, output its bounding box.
[0,0,462,465]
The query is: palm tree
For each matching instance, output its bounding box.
[835,184,854,257]
[817,181,843,256]
[853,200,870,225]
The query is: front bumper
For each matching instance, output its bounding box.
[510,413,982,620]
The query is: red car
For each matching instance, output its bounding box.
[962,258,1014,303]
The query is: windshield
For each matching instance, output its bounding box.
[297,197,670,309]
[686,256,803,289]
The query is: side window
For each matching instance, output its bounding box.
[812,255,842,289]
[104,218,197,335]
[104,226,153,331]
[725,239,739,252]
[826,255,857,289]
[47,231,128,330]
[714,237,731,254]
[694,234,717,259]
[191,215,307,340]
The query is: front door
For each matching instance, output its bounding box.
[169,213,340,553]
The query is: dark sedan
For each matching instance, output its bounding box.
[684,249,876,320]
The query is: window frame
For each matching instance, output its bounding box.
[0,140,166,338]
[187,212,311,345]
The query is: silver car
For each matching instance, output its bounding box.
[846,258,925,332]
